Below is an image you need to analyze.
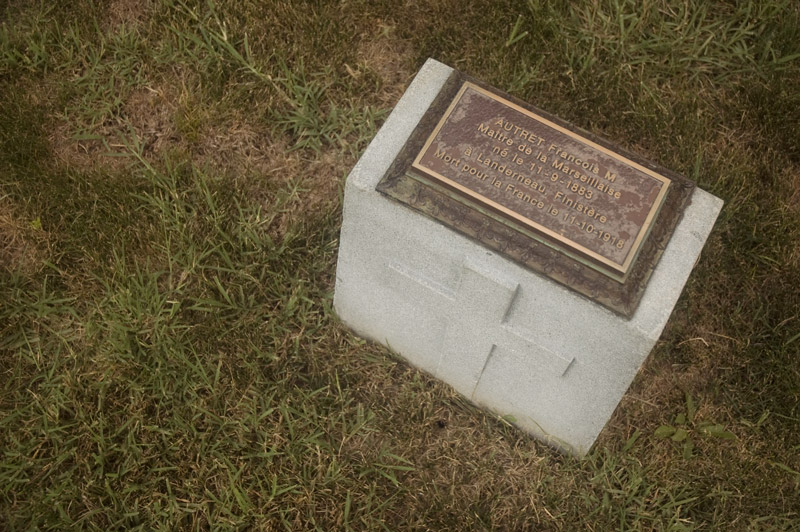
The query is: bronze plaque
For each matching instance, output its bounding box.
[377,73,694,316]
[412,82,670,280]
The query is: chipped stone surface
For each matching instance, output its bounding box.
[333,59,723,456]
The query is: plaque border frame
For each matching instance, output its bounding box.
[411,81,672,279]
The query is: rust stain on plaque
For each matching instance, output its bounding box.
[412,82,671,279]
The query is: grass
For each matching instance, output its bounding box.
[1,0,799,530]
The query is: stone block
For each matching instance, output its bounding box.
[333,59,723,455]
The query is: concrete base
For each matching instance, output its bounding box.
[333,59,723,456]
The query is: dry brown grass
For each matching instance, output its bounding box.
[4,0,800,529]
[49,76,177,172]
[354,22,415,106]
[0,199,50,275]
[103,0,155,31]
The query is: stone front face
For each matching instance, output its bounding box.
[387,258,575,395]
[334,59,723,456]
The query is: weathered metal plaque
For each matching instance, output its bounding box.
[377,73,694,316]
[413,82,670,279]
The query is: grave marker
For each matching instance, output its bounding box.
[334,59,723,455]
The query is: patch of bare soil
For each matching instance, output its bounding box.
[0,199,50,275]
[195,119,275,176]
[104,0,155,31]
[787,167,800,269]
[49,122,117,171]
[353,22,415,106]
[50,75,350,238]
[49,20,415,229]
[49,82,177,173]
[232,140,351,239]
[124,84,180,156]
[50,75,278,173]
